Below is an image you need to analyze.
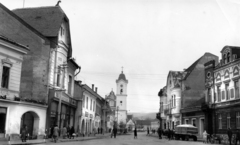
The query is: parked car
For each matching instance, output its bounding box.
[174,124,198,141]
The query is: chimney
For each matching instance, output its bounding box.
[76,80,82,85]
[92,84,94,90]
[95,87,98,93]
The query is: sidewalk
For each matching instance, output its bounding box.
[147,133,204,142]
[0,133,111,145]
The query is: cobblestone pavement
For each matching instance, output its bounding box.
[37,132,213,145]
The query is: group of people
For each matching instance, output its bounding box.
[110,127,118,138]
[203,128,240,145]
[49,125,75,142]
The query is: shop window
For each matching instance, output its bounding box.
[1,66,10,89]
[185,119,189,124]
[235,81,239,99]
[237,112,240,129]
[218,114,222,129]
[227,113,231,129]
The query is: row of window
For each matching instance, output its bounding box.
[160,95,176,112]
[214,80,240,102]
[56,66,73,95]
[84,96,96,112]
[218,112,240,129]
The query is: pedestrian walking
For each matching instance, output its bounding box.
[53,125,59,143]
[110,128,113,138]
[203,130,208,143]
[62,126,67,139]
[70,126,75,139]
[20,124,27,142]
[113,127,117,138]
[157,127,162,139]
[168,129,171,141]
[147,127,149,136]
[134,128,137,139]
[236,129,240,145]
[228,128,233,145]
[67,126,70,139]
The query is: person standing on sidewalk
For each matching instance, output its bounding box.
[70,126,75,139]
[62,126,67,139]
[168,129,171,141]
[147,127,149,136]
[203,130,208,143]
[20,124,27,142]
[228,128,233,145]
[236,129,240,145]
[157,127,162,139]
[53,125,59,143]
[134,128,137,139]
[113,127,117,138]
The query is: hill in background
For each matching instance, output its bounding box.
[130,112,157,120]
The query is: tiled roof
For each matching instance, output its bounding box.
[13,6,67,37]
[184,97,205,108]
[0,35,29,50]
[116,71,128,83]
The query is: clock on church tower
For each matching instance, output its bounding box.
[115,69,128,124]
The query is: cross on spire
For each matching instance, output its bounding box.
[122,66,124,73]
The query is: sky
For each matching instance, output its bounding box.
[1,0,240,113]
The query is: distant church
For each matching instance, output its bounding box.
[106,69,128,125]
[116,70,128,124]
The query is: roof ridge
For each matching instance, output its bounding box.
[13,6,59,11]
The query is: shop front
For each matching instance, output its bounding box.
[0,99,47,139]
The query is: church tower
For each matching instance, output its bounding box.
[116,69,128,124]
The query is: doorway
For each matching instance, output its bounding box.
[0,107,7,138]
[20,111,39,138]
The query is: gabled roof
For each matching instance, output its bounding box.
[82,84,103,100]
[182,57,202,80]
[0,35,29,51]
[13,6,68,37]
[184,97,205,108]
[0,3,48,41]
[220,45,240,53]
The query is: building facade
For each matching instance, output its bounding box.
[12,5,81,132]
[205,46,240,141]
[0,35,30,138]
[0,3,51,138]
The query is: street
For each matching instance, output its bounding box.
[39,132,210,145]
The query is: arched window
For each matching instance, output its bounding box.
[224,54,227,64]
[227,52,230,63]
[120,89,123,94]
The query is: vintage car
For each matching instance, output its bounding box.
[174,124,198,141]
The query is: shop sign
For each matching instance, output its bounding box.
[85,112,89,117]
[50,111,56,117]
[55,91,70,103]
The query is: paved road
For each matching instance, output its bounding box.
[38,132,212,145]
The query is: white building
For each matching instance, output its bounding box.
[115,71,128,124]
[0,36,45,138]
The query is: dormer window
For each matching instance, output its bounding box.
[227,52,230,63]
[60,26,64,36]
[224,54,227,64]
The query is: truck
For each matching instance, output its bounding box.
[174,124,198,141]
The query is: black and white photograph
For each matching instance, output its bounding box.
[1,0,240,145]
